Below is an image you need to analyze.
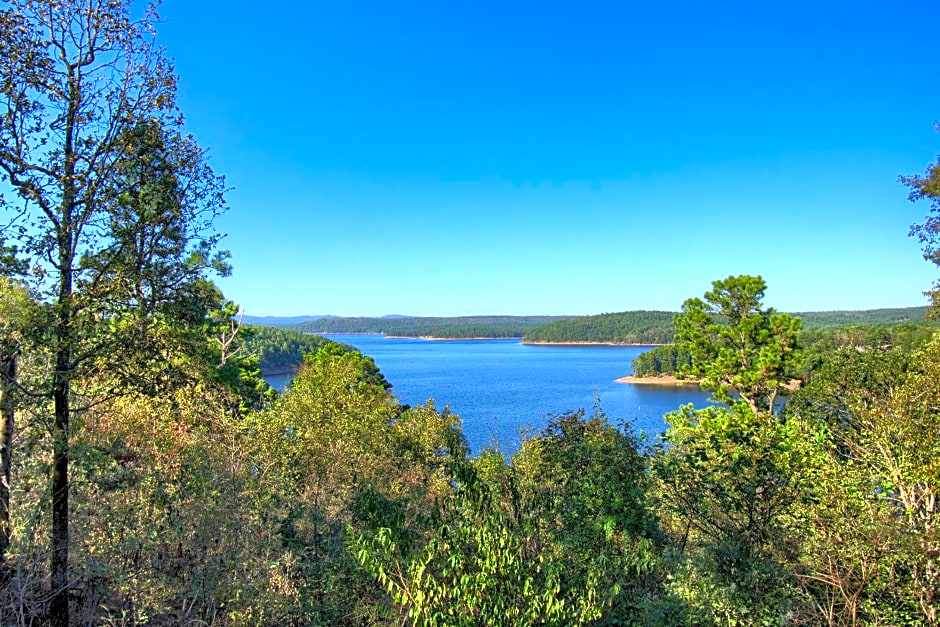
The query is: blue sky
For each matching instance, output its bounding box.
[158,0,939,316]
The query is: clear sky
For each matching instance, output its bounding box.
[157,0,939,316]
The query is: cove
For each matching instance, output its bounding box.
[264,334,715,454]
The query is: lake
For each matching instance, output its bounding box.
[264,334,715,455]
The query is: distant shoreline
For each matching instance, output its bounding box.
[615,374,700,386]
[386,335,522,341]
[308,332,520,341]
[308,333,666,345]
[523,341,667,347]
[306,332,384,336]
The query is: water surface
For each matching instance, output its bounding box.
[265,334,715,454]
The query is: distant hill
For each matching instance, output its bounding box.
[521,306,931,344]
[242,314,335,327]
[295,315,574,338]
[256,307,932,342]
[242,324,338,373]
[522,311,675,344]
[794,306,930,329]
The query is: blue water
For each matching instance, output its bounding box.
[265,334,715,455]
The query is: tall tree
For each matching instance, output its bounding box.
[658,277,814,621]
[0,2,227,623]
[901,121,940,317]
[674,275,802,415]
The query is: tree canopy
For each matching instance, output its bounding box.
[0,2,228,623]
[674,275,802,414]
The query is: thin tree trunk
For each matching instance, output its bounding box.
[0,353,15,562]
[50,268,72,626]
[49,62,78,627]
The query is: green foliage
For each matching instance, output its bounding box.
[675,275,801,413]
[522,306,927,346]
[5,256,939,625]
[511,409,676,624]
[631,345,691,377]
[0,332,462,625]
[232,347,456,624]
[651,276,817,622]
[390,324,531,338]
[354,412,657,626]
[242,324,351,374]
[901,122,940,316]
[655,401,820,624]
[522,311,676,344]
[631,320,938,381]
[0,5,231,619]
[793,320,938,383]
[794,306,930,328]
[783,334,940,624]
[295,315,571,338]
[0,277,38,351]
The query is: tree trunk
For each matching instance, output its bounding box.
[49,62,79,627]
[0,353,15,562]
[49,268,72,626]
[50,362,69,625]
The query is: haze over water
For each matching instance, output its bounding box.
[266,334,714,454]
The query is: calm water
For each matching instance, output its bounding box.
[265,334,715,455]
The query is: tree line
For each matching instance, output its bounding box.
[522,311,677,344]
[632,320,940,379]
[523,306,931,345]
[295,315,571,337]
[242,324,358,374]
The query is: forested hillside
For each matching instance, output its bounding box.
[243,325,354,374]
[522,310,675,344]
[632,345,692,376]
[794,306,930,328]
[524,305,930,344]
[241,314,334,327]
[295,315,571,337]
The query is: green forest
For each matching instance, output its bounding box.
[268,309,932,348]
[1,2,940,626]
[793,306,931,328]
[241,325,356,375]
[294,315,571,338]
[522,311,676,344]
[523,306,931,345]
[632,320,940,380]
